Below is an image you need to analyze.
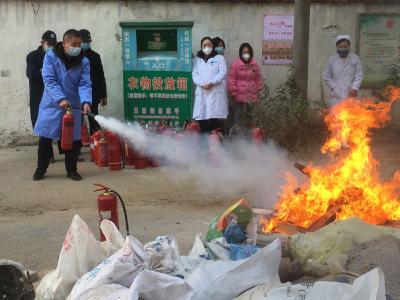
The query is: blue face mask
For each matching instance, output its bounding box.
[81,43,91,51]
[43,46,53,52]
[337,48,350,58]
[67,46,81,57]
[215,47,224,55]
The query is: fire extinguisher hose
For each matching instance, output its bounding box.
[86,112,97,119]
[108,188,130,236]
[93,184,130,236]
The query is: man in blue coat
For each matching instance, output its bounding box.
[33,29,92,181]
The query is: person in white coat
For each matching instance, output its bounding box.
[323,35,364,107]
[192,36,228,133]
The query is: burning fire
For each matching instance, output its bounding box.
[265,86,400,232]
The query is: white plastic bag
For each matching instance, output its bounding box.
[144,235,180,273]
[189,234,209,259]
[172,256,205,279]
[128,270,192,300]
[207,237,231,261]
[68,284,129,300]
[101,219,126,257]
[35,215,124,300]
[68,236,146,299]
[234,268,386,300]
[190,233,230,261]
[186,239,282,300]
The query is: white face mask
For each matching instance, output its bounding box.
[202,47,212,55]
[242,53,251,61]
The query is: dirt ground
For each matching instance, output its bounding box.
[0,128,399,276]
[0,144,237,274]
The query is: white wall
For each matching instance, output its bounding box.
[0,0,399,144]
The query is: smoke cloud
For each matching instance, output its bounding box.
[95,115,299,208]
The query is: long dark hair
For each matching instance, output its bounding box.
[197,36,217,62]
[239,42,254,64]
[212,37,225,49]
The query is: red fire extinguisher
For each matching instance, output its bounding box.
[93,184,130,242]
[89,135,95,162]
[124,140,136,168]
[97,135,109,167]
[61,107,74,151]
[157,121,167,134]
[208,129,223,167]
[92,130,103,165]
[81,117,90,147]
[184,120,200,133]
[119,138,126,168]
[134,150,148,169]
[107,132,122,171]
[183,120,201,150]
[252,127,266,146]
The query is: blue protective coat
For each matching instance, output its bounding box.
[34,50,92,141]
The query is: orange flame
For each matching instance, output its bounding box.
[265,86,400,232]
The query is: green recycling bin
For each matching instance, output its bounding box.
[120,21,194,127]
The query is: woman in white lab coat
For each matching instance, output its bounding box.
[192,36,228,133]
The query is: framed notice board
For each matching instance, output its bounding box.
[119,21,194,126]
[358,14,400,88]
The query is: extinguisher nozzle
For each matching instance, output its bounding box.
[86,112,96,119]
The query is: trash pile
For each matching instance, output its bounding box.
[33,197,400,300]
[35,215,282,300]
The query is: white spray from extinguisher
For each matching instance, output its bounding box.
[93,115,302,208]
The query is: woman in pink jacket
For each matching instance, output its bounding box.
[227,43,263,128]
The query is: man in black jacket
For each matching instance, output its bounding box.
[26,30,57,162]
[79,29,107,135]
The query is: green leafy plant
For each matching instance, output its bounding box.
[253,67,325,151]
[372,66,400,100]
[386,66,400,87]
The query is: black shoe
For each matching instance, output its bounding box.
[33,169,45,181]
[67,171,82,181]
[77,156,85,162]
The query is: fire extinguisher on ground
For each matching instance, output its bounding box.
[97,134,109,167]
[208,129,223,167]
[252,127,266,146]
[61,107,74,151]
[89,134,95,162]
[124,140,136,168]
[93,184,130,241]
[107,132,122,171]
[81,116,90,147]
[184,120,201,133]
[92,130,102,164]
